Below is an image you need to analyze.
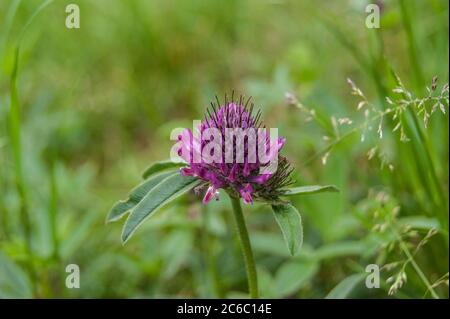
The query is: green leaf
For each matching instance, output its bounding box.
[121,174,201,243]
[0,252,32,298]
[272,203,303,256]
[274,260,318,297]
[397,216,440,231]
[142,160,185,179]
[107,171,176,223]
[325,273,366,299]
[257,267,277,298]
[284,185,339,196]
[251,232,291,258]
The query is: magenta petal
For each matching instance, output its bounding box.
[202,185,216,204]
[243,162,250,177]
[265,139,281,162]
[220,163,228,175]
[175,101,288,205]
[240,183,254,204]
[278,137,286,151]
[250,174,272,184]
[180,167,195,176]
[207,172,225,189]
[228,164,238,182]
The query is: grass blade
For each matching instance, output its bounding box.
[6,0,55,295]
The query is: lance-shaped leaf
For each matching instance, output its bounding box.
[283,185,339,196]
[142,160,185,179]
[122,174,201,243]
[106,171,176,223]
[272,203,303,256]
[325,273,366,299]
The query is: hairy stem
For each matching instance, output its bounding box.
[229,195,258,298]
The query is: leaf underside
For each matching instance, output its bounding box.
[284,185,339,196]
[272,203,303,256]
[106,171,176,223]
[142,160,185,179]
[121,173,201,243]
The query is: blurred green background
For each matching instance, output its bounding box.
[0,0,448,298]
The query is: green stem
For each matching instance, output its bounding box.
[392,225,439,299]
[398,240,439,299]
[9,46,36,295]
[229,195,258,298]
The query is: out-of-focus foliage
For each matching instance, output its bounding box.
[0,0,448,298]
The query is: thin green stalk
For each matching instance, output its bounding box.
[0,202,9,240]
[0,0,21,62]
[401,108,448,234]
[8,45,37,296]
[392,226,439,299]
[408,110,447,210]
[348,261,413,299]
[229,195,258,299]
[398,240,439,299]
[402,40,445,252]
[48,160,59,260]
[9,46,33,259]
[6,0,55,296]
[0,143,10,240]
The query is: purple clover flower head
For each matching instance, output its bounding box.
[178,94,293,204]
